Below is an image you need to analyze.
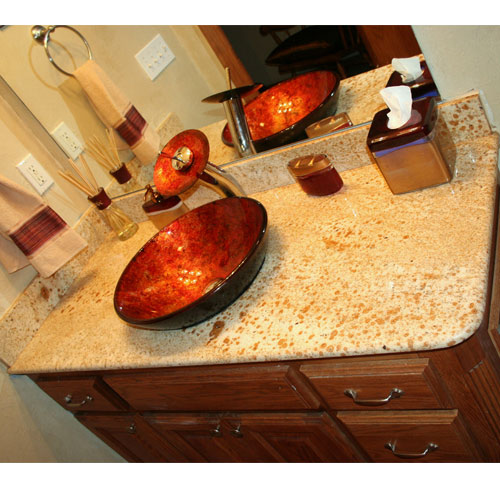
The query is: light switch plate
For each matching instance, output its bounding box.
[135,34,175,80]
[17,154,54,195]
[52,122,84,160]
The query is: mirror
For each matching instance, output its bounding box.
[201,25,428,165]
[0,25,426,197]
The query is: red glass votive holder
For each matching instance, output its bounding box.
[288,154,343,196]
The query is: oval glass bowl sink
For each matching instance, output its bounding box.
[222,70,340,152]
[114,197,268,330]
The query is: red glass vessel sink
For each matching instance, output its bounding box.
[114,197,268,330]
[222,70,340,152]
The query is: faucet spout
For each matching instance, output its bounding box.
[198,162,246,198]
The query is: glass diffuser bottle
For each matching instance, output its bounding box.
[88,187,138,241]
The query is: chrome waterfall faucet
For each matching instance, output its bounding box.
[202,84,261,158]
[154,129,245,199]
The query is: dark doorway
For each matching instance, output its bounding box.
[220,25,375,87]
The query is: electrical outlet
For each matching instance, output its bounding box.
[52,122,84,160]
[17,154,54,195]
[135,34,175,81]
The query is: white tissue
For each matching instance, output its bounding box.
[380,86,413,129]
[392,56,424,83]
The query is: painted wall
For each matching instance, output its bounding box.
[0,25,228,318]
[1,25,226,141]
[0,363,124,462]
[412,25,500,129]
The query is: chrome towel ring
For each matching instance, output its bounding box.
[31,25,93,77]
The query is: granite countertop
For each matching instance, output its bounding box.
[9,133,498,375]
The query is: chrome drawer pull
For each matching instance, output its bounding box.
[230,424,244,438]
[385,440,439,459]
[210,425,222,437]
[64,394,93,408]
[344,388,404,406]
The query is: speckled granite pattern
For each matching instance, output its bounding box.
[9,133,498,375]
[0,208,112,367]
[0,92,493,369]
[439,93,492,145]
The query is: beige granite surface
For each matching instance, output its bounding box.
[9,132,499,375]
[0,92,493,369]
[0,208,112,367]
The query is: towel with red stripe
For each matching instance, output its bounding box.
[74,60,160,166]
[0,174,87,278]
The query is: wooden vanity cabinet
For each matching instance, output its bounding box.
[98,364,361,462]
[31,328,500,462]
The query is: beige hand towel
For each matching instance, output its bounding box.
[74,60,160,166]
[0,175,87,278]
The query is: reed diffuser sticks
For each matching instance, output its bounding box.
[85,129,121,173]
[85,129,132,185]
[58,155,99,197]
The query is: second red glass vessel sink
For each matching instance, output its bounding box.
[222,70,340,152]
[114,197,268,330]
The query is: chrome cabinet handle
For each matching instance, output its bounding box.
[385,440,439,459]
[210,424,222,437]
[230,424,243,438]
[344,388,404,406]
[64,394,93,408]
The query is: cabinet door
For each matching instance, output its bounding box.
[337,410,481,462]
[76,413,186,462]
[146,412,360,463]
[144,413,264,462]
[222,412,362,462]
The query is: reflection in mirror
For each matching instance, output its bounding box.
[1,25,430,200]
[199,25,433,165]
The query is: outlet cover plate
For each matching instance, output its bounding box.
[52,122,84,160]
[135,34,175,80]
[17,154,54,195]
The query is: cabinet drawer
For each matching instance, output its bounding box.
[337,410,480,462]
[300,358,450,410]
[104,365,319,411]
[37,376,127,412]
